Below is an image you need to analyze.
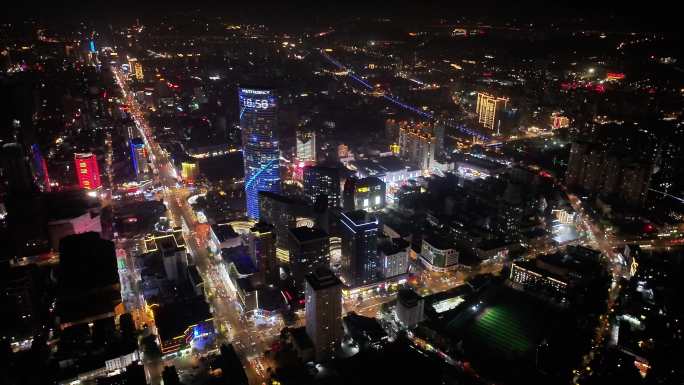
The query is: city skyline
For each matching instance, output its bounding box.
[1,6,682,385]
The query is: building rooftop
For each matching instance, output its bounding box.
[379,238,410,255]
[343,312,388,345]
[397,288,422,308]
[212,223,240,243]
[423,235,456,251]
[58,232,119,292]
[341,210,377,226]
[143,229,186,253]
[54,315,138,382]
[222,246,257,275]
[289,226,328,243]
[152,296,212,342]
[289,326,314,350]
[250,221,274,234]
[305,266,342,291]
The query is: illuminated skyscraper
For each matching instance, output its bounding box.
[340,210,379,287]
[476,92,509,134]
[74,153,101,190]
[239,87,280,219]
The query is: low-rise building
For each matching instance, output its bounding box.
[378,238,410,279]
[419,236,460,272]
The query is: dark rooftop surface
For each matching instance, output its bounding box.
[58,232,118,292]
[341,210,376,226]
[45,190,100,221]
[212,223,239,243]
[398,288,422,308]
[250,221,274,234]
[55,315,137,382]
[153,296,212,341]
[289,326,314,350]
[305,266,341,291]
[222,246,257,275]
[289,226,328,243]
[379,238,410,255]
[343,312,388,343]
[423,235,456,251]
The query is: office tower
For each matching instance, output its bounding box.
[288,227,330,292]
[130,137,148,179]
[340,210,379,287]
[396,288,424,329]
[342,177,386,212]
[296,128,316,162]
[305,266,342,362]
[476,92,509,134]
[1,143,34,194]
[398,122,435,170]
[74,153,101,190]
[239,87,280,219]
[248,222,278,285]
[303,165,341,209]
[258,191,313,259]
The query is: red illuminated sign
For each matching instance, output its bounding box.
[74,153,101,190]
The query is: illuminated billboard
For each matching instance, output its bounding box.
[74,153,101,190]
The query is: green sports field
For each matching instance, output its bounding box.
[444,286,551,360]
[470,304,535,356]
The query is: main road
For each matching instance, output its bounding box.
[112,66,277,385]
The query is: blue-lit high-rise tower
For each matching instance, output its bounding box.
[239,87,280,219]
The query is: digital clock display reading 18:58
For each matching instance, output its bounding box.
[241,98,271,109]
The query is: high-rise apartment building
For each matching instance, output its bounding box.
[565,141,653,208]
[476,92,509,134]
[398,122,435,171]
[305,266,342,362]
